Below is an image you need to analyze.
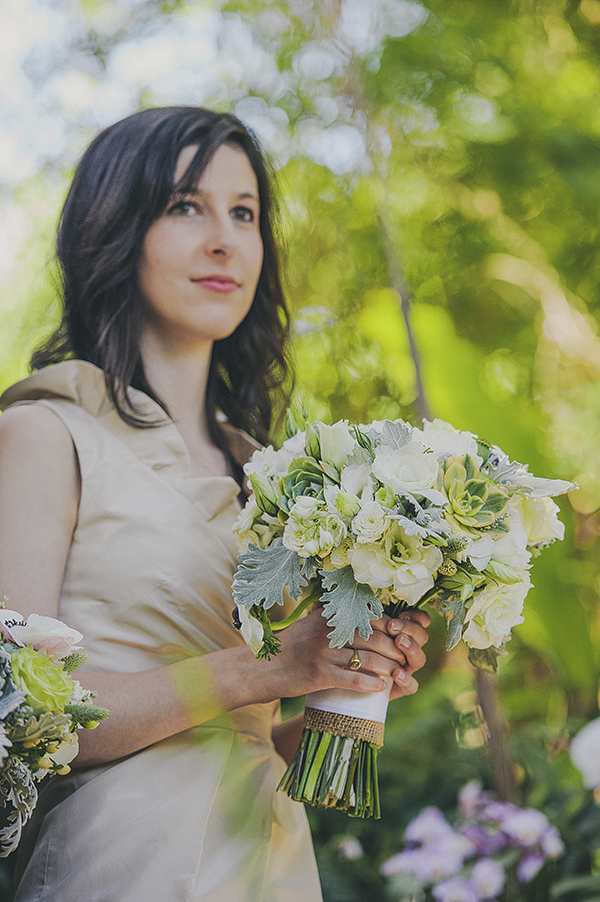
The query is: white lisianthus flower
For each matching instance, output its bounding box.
[49,730,79,767]
[237,605,265,656]
[458,534,495,571]
[570,717,600,789]
[244,440,299,481]
[515,495,565,547]
[488,506,531,572]
[372,442,443,502]
[463,578,530,649]
[420,418,482,463]
[281,430,307,457]
[283,497,347,558]
[0,612,83,659]
[317,420,356,469]
[323,485,361,519]
[233,497,281,551]
[352,501,388,543]
[341,462,373,499]
[349,526,443,605]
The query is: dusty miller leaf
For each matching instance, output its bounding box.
[232,538,308,610]
[374,419,413,451]
[9,712,70,744]
[320,566,384,648]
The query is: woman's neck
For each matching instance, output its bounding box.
[139,332,229,476]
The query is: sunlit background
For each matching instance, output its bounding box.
[2,1,600,899]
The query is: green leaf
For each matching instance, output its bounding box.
[61,651,89,674]
[64,703,110,726]
[439,597,467,651]
[467,645,505,673]
[248,473,279,516]
[232,539,308,610]
[320,566,383,648]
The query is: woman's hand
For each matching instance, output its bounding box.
[251,605,430,703]
[339,608,431,701]
[381,609,431,700]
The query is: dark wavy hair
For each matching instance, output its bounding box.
[32,106,291,460]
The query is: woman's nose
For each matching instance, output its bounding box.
[203,213,237,256]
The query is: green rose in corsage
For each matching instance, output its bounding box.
[10,646,74,715]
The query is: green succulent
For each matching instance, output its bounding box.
[278,457,339,515]
[439,454,509,537]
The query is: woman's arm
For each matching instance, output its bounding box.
[0,405,418,767]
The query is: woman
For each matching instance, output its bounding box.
[0,107,430,901]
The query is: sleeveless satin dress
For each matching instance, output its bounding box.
[0,361,322,902]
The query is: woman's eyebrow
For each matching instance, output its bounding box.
[174,187,260,203]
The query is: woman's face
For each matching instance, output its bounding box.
[138,143,264,350]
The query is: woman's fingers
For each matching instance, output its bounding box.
[389,668,420,699]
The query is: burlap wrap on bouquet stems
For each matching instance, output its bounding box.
[277,681,392,819]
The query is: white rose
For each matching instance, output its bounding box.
[49,731,79,767]
[317,421,356,469]
[420,418,482,462]
[516,495,565,546]
[237,605,265,656]
[352,501,388,543]
[570,718,600,789]
[3,613,83,659]
[372,442,443,502]
[330,537,354,569]
[463,578,529,649]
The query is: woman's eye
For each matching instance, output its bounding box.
[168,200,197,216]
[232,206,255,223]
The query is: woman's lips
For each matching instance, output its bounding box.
[192,275,239,293]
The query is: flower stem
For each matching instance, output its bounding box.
[270,593,320,631]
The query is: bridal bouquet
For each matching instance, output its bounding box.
[0,602,109,855]
[231,415,574,818]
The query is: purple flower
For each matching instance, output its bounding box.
[540,825,564,859]
[412,847,465,883]
[380,850,417,877]
[502,809,550,847]
[458,780,490,819]
[517,853,545,883]
[338,836,364,860]
[432,876,481,902]
[405,806,455,844]
[482,801,518,824]
[471,858,505,898]
[461,824,507,857]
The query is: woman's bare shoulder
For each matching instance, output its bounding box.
[0,403,80,502]
[0,402,76,459]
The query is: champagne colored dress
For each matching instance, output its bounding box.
[0,361,322,902]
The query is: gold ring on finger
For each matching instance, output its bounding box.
[349,649,362,671]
